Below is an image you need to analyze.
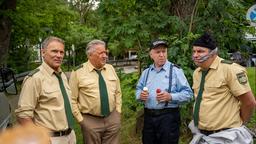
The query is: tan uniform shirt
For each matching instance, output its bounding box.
[15,62,71,131]
[192,56,251,130]
[69,61,122,122]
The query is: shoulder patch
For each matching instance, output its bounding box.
[173,64,180,69]
[221,60,233,64]
[28,69,39,76]
[74,64,83,71]
[236,72,247,85]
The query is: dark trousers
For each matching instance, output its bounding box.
[142,108,180,144]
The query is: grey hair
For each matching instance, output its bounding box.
[209,47,218,55]
[42,36,65,49]
[86,39,106,56]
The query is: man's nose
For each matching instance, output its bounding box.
[56,52,63,57]
[103,53,108,58]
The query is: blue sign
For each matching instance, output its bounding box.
[247,4,256,26]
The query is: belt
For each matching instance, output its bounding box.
[144,108,179,116]
[52,128,72,137]
[82,113,106,118]
[199,128,229,136]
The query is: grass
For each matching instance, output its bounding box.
[74,122,83,144]
[247,67,256,95]
[246,67,256,144]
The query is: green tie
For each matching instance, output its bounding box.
[95,69,110,117]
[193,69,209,127]
[55,73,75,128]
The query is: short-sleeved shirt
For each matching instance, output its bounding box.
[136,60,193,109]
[192,56,251,130]
[15,62,71,131]
[69,61,122,122]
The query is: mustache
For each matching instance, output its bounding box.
[192,54,210,63]
[192,48,218,63]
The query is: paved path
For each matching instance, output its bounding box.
[123,66,138,73]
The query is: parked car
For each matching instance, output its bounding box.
[250,54,256,66]
[229,52,256,67]
[0,92,12,131]
[230,51,247,66]
[0,68,17,131]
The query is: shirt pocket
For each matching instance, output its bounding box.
[79,76,98,98]
[106,76,118,95]
[41,85,62,106]
[204,80,225,95]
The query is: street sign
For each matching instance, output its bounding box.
[246,4,256,26]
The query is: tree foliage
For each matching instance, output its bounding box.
[2,0,254,73]
[5,0,100,72]
[97,0,255,79]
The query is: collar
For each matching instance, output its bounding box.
[87,61,106,72]
[199,56,221,71]
[42,62,62,75]
[149,60,170,72]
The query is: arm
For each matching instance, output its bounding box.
[69,70,83,123]
[113,66,122,113]
[17,117,34,125]
[135,69,149,101]
[237,91,256,123]
[226,65,256,123]
[170,68,193,104]
[15,77,39,125]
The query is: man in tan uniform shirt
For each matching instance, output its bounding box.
[15,36,76,144]
[69,39,122,144]
[189,32,256,144]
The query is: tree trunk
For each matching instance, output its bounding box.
[169,0,196,20]
[0,0,16,65]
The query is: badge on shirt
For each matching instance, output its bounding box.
[236,72,247,84]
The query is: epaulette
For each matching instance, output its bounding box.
[173,64,180,69]
[28,69,40,76]
[221,60,233,64]
[74,64,83,71]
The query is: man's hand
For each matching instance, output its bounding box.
[140,89,149,101]
[17,117,34,125]
[156,91,172,103]
[79,119,84,126]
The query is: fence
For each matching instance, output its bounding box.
[107,59,138,67]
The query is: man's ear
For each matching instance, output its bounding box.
[149,50,153,59]
[41,48,45,57]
